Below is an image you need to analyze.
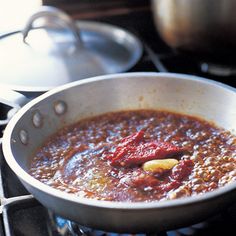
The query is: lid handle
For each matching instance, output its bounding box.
[22,6,83,48]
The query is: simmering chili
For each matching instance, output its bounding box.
[29,110,236,202]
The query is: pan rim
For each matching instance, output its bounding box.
[2,72,236,210]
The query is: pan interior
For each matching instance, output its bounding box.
[5,73,236,192]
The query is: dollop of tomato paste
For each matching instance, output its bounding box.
[107,130,184,167]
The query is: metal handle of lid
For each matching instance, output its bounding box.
[22,6,83,48]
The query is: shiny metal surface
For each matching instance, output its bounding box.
[2,73,236,233]
[152,0,236,61]
[22,6,83,47]
[0,86,30,126]
[0,7,142,92]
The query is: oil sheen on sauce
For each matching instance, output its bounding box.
[29,110,236,202]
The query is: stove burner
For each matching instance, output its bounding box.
[200,62,236,77]
[49,213,207,236]
[44,202,236,236]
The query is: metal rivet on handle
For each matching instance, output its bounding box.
[32,110,43,128]
[54,101,67,115]
[19,129,28,145]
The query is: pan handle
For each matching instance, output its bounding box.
[0,87,30,126]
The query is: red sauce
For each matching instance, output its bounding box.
[29,110,236,202]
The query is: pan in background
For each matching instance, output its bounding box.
[152,0,236,65]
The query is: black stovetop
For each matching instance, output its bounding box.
[0,5,236,236]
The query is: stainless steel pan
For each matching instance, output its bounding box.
[152,0,236,64]
[1,72,236,233]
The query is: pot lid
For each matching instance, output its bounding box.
[0,6,142,92]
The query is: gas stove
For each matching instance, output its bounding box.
[0,2,236,236]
